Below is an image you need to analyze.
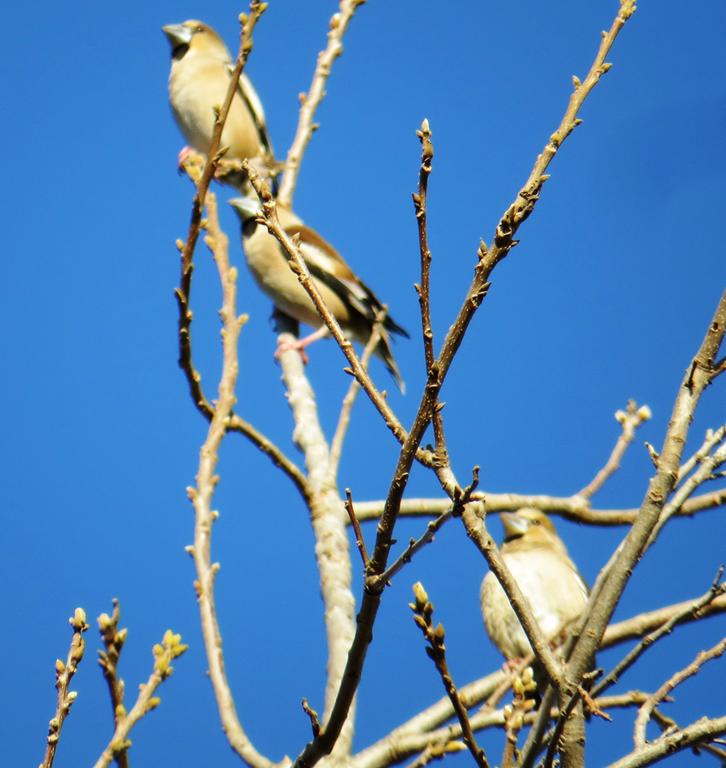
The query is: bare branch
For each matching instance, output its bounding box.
[275,335,357,757]
[677,426,726,483]
[633,636,726,750]
[353,671,505,768]
[603,593,726,647]
[594,570,726,697]
[97,600,128,768]
[410,583,490,768]
[329,315,383,478]
[379,506,453,586]
[564,291,725,683]
[186,191,275,768]
[176,3,266,391]
[277,0,367,207]
[345,489,370,569]
[413,118,446,459]
[349,490,726,525]
[39,609,89,768]
[92,631,188,768]
[578,401,651,499]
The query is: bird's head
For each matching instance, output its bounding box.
[500,509,565,553]
[229,197,262,237]
[162,20,228,61]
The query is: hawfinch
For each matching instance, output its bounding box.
[481,509,588,662]
[229,197,409,391]
[162,20,275,187]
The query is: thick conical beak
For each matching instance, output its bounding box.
[228,197,261,223]
[162,23,193,50]
[501,512,529,539]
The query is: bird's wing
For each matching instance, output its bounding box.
[289,223,409,338]
[230,67,274,156]
[290,224,383,322]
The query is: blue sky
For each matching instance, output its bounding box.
[2,2,725,766]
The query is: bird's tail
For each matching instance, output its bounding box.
[375,331,406,394]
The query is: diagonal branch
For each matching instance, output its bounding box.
[633,636,726,750]
[608,715,726,768]
[410,583,490,768]
[92,631,188,768]
[277,0,368,207]
[40,609,89,768]
[329,316,383,479]
[578,401,651,499]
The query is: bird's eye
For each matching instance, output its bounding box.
[531,519,541,526]
[195,25,205,33]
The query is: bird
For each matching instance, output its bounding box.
[162,20,277,190]
[228,197,409,391]
[480,508,588,664]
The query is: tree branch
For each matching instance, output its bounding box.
[578,401,651,499]
[186,191,275,768]
[92,631,188,768]
[39,609,88,768]
[349,489,726,525]
[97,600,129,768]
[277,0,367,207]
[608,715,726,768]
[410,583,489,768]
[633,636,726,750]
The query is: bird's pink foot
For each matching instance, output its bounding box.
[275,337,310,364]
[274,327,329,365]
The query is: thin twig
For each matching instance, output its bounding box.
[176,3,266,391]
[292,3,640,761]
[277,0,368,207]
[578,400,651,499]
[92,631,188,768]
[523,291,726,768]
[409,583,490,768]
[633,636,726,750]
[345,489,370,569]
[302,699,321,738]
[172,5,308,500]
[39,609,88,768]
[403,741,466,768]
[677,426,726,483]
[646,441,726,551]
[379,506,454,586]
[413,118,446,459]
[97,600,129,768]
[329,316,384,479]
[186,191,274,768]
[593,569,726,697]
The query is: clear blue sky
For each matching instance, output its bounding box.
[2,2,724,766]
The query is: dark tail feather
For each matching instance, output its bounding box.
[375,332,405,394]
[384,314,409,338]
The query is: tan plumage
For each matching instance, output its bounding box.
[162,20,275,188]
[229,197,409,391]
[481,509,588,661]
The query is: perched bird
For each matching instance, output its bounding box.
[481,509,588,663]
[162,20,276,189]
[229,197,409,391]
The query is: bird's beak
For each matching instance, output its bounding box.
[501,512,528,539]
[162,23,193,50]
[229,197,260,222]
